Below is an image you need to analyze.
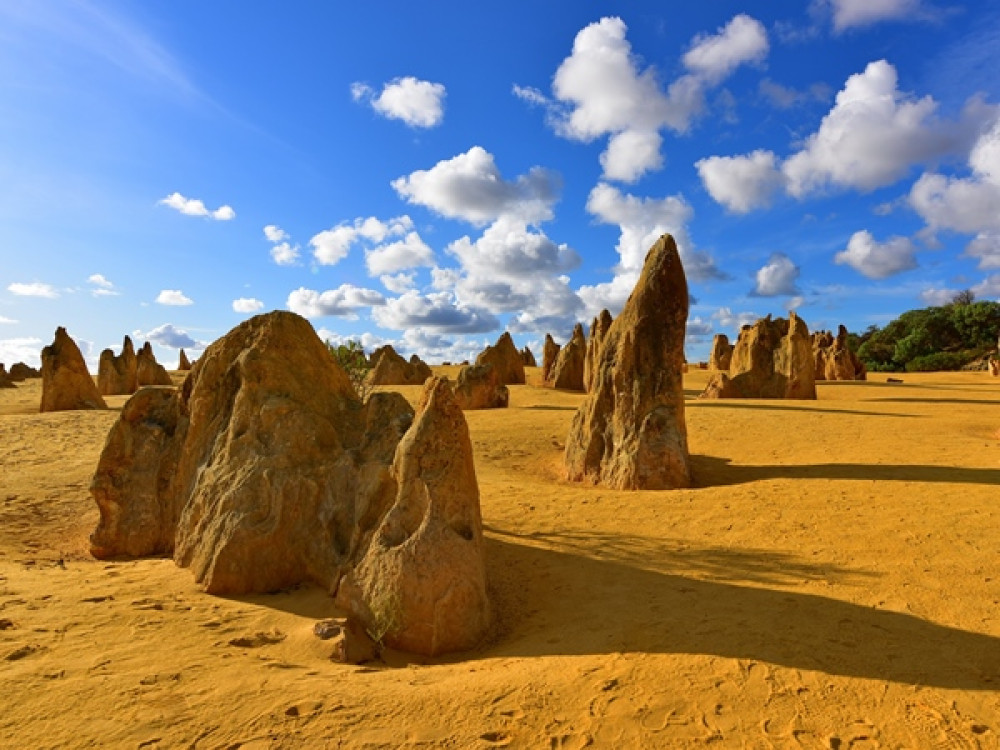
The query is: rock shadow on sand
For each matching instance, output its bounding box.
[484,535,1000,690]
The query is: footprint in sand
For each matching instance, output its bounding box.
[228,629,287,648]
[4,643,42,661]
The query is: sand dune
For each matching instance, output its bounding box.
[2,368,999,748]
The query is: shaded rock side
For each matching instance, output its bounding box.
[709,334,733,372]
[178,349,192,371]
[989,358,999,377]
[700,313,817,400]
[813,326,866,381]
[452,363,509,410]
[367,345,432,386]
[541,334,560,383]
[564,234,691,490]
[91,311,415,595]
[0,364,14,389]
[583,310,612,393]
[40,327,108,412]
[475,332,525,385]
[520,346,537,368]
[136,342,173,387]
[548,323,586,391]
[8,362,40,381]
[97,336,139,396]
[336,377,490,656]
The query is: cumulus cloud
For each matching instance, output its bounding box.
[286,285,385,319]
[546,15,768,182]
[372,290,498,334]
[365,232,435,275]
[696,150,785,213]
[379,272,416,294]
[834,230,918,279]
[752,253,801,296]
[972,273,1000,300]
[352,76,446,128]
[392,147,559,226]
[8,282,59,298]
[232,297,264,314]
[156,289,193,306]
[134,323,197,349]
[311,215,415,266]
[713,307,760,330]
[262,224,300,265]
[158,192,235,220]
[964,232,1000,270]
[87,273,119,297]
[0,337,43,368]
[263,225,288,243]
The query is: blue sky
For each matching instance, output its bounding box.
[3,0,1000,369]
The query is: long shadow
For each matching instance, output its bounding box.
[870,397,1000,406]
[521,405,577,411]
[690,454,1000,487]
[686,401,916,418]
[483,534,1000,689]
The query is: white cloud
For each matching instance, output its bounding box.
[511,84,548,106]
[354,76,446,128]
[696,150,785,213]
[0,316,18,324]
[87,273,119,297]
[158,192,235,220]
[834,230,918,279]
[752,253,801,296]
[447,217,581,280]
[365,232,435,275]
[964,232,1000,270]
[133,323,197,349]
[600,129,663,184]
[682,13,769,85]
[232,297,264,314]
[263,224,288,243]
[822,0,923,32]
[270,242,301,266]
[972,273,1000,300]
[156,289,193,306]
[0,337,43,368]
[712,307,760,331]
[372,290,499,333]
[311,215,414,266]
[919,287,962,306]
[380,272,416,294]
[392,147,559,226]
[8,282,59,298]
[286,285,385,319]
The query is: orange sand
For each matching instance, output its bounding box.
[2,368,999,748]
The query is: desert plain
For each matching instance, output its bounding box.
[1,366,999,748]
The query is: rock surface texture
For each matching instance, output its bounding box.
[520,346,537,368]
[475,332,525,385]
[583,310,613,393]
[813,326,866,381]
[0,364,14,389]
[541,334,560,384]
[709,334,733,372]
[97,336,139,396]
[700,314,817,400]
[40,327,108,412]
[90,311,489,655]
[136,342,173,387]
[451,363,509,410]
[336,377,490,655]
[367,345,432,386]
[178,349,192,371]
[564,234,692,490]
[548,323,586,391]
[8,362,40,381]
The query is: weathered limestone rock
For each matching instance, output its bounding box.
[541,334,560,383]
[813,326,866,381]
[8,362,40,381]
[990,358,999,377]
[583,310,613,393]
[40,327,107,412]
[520,346,537,368]
[0,364,14,389]
[452,363,509,410]
[136,342,173,387]
[336,377,490,656]
[709,334,733,372]
[564,234,691,490]
[475,332,525,385]
[700,313,817,399]
[367,345,432,386]
[178,349,192,371]
[548,323,586,391]
[97,336,138,395]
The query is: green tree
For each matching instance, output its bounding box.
[326,339,372,401]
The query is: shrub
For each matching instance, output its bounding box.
[326,339,372,401]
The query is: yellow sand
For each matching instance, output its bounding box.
[1,368,999,748]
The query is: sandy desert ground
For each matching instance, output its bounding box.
[2,366,999,748]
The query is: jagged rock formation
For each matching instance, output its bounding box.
[0,364,14,389]
[8,362,40,381]
[178,349,192,371]
[90,311,489,655]
[136,342,173,387]
[700,313,817,400]
[547,323,586,391]
[709,334,733,372]
[475,332,525,385]
[97,336,138,396]
[813,326,866,381]
[520,346,537,368]
[451,363,509,410]
[583,310,612,393]
[367,345,432,386]
[564,234,691,490]
[336,377,490,655]
[40,328,107,412]
[541,334,560,383]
